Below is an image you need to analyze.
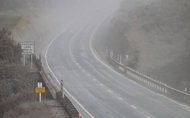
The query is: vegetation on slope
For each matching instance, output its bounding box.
[95,0,190,90]
[0,29,49,117]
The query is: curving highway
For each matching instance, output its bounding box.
[45,0,190,117]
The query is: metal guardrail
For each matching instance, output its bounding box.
[40,64,94,118]
[91,43,190,105]
[107,55,190,105]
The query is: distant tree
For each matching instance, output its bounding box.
[0,28,22,63]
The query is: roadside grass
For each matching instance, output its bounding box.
[0,29,52,117]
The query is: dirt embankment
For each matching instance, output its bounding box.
[95,0,190,90]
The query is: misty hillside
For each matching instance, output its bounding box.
[0,0,74,55]
[0,0,66,11]
[104,0,190,90]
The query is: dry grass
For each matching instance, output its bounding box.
[0,29,52,117]
[3,102,54,118]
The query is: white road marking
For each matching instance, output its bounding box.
[107,89,113,93]
[130,105,137,110]
[99,83,104,87]
[147,116,151,118]
[87,73,91,77]
[119,66,125,71]
[82,69,86,73]
[117,97,124,101]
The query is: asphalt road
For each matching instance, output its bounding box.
[46,0,190,117]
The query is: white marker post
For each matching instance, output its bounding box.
[38,82,42,103]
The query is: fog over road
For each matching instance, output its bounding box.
[44,0,190,118]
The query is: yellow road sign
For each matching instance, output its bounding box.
[35,87,45,93]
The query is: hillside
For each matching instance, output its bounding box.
[0,1,62,117]
[0,0,65,11]
[95,0,190,90]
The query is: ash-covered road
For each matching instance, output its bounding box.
[45,0,190,117]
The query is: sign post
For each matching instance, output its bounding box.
[31,54,33,69]
[23,54,26,66]
[35,82,45,102]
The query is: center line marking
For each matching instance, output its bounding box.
[99,83,104,87]
[117,97,124,101]
[131,105,137,109]
[107,89,113,93]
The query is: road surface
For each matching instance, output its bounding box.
[45,0,190,117]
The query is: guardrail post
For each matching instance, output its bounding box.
[61,80,64,97]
